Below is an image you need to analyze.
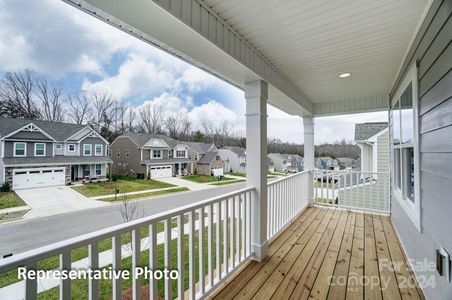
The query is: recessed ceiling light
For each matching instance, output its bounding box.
[339,73,352,78]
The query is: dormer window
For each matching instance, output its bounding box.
[14,142,26,157]
[176,150,186,158]
[152,149,162,159]
[83,144,92,156]
[35,143,45,156]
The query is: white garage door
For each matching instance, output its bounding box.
[212,167,224,176]
[150,165,172,178]
[13,168,65,190]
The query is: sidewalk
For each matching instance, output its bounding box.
[91,186,188,200]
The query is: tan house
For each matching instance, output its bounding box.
[195,151,226,176]
[109,132,195,179]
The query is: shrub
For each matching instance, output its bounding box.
[0,182,11,192]
[111,174,118,182]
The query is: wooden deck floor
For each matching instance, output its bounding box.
[209,206,424,300]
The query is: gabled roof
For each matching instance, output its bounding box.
[198,152,221,164]
[222,146,246,156]
[0,117,87,141]
[268,153,289,161]
[184,141,213,154]
[336,157,355,164]
[121,132,177,148]
[354,122,388,141]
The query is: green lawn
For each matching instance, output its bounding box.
[71,178,175,197]
[230,172,276,179]
[100,187,189,202]
[210,179,245,186]
[183,175,234,183]
[268,172,287,176]
[0,192,26,210]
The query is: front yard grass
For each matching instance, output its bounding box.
[183,175,234,183]
[100,187,189,202]
[230,172,276,179]
[210,179,245,186]
[71,177,175,197]
[0,192,26,210]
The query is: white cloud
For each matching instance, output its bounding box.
[82,54,176,100]
[188,101,238,130]
[180,67,217,93]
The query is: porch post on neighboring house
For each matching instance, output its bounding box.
[245,80,268,261]
[178,163,182,176]
[303,117,315,206]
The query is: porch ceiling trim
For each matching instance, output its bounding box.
[313,94,389,117]
[62,0,313,116]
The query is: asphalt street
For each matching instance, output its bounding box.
[0,182,246,257]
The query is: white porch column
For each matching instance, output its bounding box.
[178,163,182,176]
[303,117,315,205]
[245,80,268,261]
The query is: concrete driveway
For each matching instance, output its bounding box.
[15,186,109,219]
[154,177,216,191]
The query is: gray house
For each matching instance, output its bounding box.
[0,117,111,189]
[354,122,389,173]
[219,146,246,173]
[267,153,290,173]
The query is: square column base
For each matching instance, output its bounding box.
[251,240,269,262]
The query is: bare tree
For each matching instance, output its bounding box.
[164,114,182,139]
[126,106,136,132]
[179,114,192,141]
[138,103,164,134]
[35,77,65,122]
[88,90,115,132]
[66,92,91,124]
[0,69,40,119]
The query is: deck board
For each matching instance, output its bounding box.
[210,206,424,300]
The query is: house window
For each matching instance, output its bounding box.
[152,149,162,158]
[392,83,414,202]
[216,155,221,160]
[116,149,120,157]
[108,149,112,157]
[390,63,420,230]
[95,164,102,176]
[83,144,92,156]
[55,143,63,150]
[83,165,90,177]
[126,149,130,158]
[68,144,75,152]
[14,142,26,157]
[34,143,45,156]
[176,150,186,158]
[95,144,103,156]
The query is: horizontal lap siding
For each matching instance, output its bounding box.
[391,1,452,299]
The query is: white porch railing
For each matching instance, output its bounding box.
[267,171,311,239]
[313,170,390,214]
[0,187,255,300]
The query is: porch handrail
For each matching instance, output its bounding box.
[0,187,255,273]
[313,169,390,214]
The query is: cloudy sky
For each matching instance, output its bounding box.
[0,0,387,144]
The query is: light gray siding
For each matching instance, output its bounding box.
[390,1,452,299]
[377,131,389,173]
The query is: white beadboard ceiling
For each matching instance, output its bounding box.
[203,0,429,103]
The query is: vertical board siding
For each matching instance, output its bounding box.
[391,1,452,299]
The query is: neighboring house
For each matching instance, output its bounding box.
[354,122,389,173]
[0,117,111,190]
[267,158,275,173]
[196,152,225,176]
[268,153,290,173]
[218,146,246,173]
[287,154,304,172]
[336,157,355,170]
[316,156,339,170]
[185,141,226,175]
[109,132,195,179]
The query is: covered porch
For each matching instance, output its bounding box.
[210,206,424,300]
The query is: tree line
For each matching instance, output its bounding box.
[0,69,359,158]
